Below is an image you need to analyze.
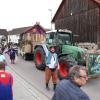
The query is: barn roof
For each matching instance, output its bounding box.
[52,0,100,22]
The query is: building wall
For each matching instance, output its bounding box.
[9,35,19,43]
[20,25,46,44]
[54,0,100,43]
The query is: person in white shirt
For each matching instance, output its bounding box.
[45,46,59,91]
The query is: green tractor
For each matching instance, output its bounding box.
[34,29,86,79]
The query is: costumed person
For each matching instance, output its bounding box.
[0,61,13,100]
[45,46,59,91]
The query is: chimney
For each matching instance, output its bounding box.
[36,22,40,25]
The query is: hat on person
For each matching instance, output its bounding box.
[49,45,55,49]
[49,45,55,50]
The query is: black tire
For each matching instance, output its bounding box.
[58,55,77,80]
[34,47,46,70]
[23,54,27,60]
[23,53,34,60]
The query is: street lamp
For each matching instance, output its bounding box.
[48,9,52,30]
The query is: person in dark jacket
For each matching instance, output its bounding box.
[52,65,90,100]
[7,47,16,64]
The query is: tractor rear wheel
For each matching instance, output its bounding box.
[34,47,46,70]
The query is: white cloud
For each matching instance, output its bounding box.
[0,0,62,30]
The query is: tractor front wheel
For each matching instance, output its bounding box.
[34,47,46,70]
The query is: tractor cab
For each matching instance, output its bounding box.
[45,29,73,45]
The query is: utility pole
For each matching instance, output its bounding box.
[48,9,52,30]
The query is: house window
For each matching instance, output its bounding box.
[32,34,36,42]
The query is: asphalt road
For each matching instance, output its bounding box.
[5,54,53,100]
[5,54,100,100]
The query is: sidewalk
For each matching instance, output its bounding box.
[8,69,50,100]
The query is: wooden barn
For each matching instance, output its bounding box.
[52,0,100,45]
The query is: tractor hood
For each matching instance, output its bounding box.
[62,45,85,55]
[61,45,86,65]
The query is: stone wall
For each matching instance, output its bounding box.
[77,43,98,50]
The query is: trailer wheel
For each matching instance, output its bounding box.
[34,47,46,70]
[23,54,27,60]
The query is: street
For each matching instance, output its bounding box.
[5,54,53,100]
[5,54,100,100]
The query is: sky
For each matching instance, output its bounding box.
[0,0,62,31]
